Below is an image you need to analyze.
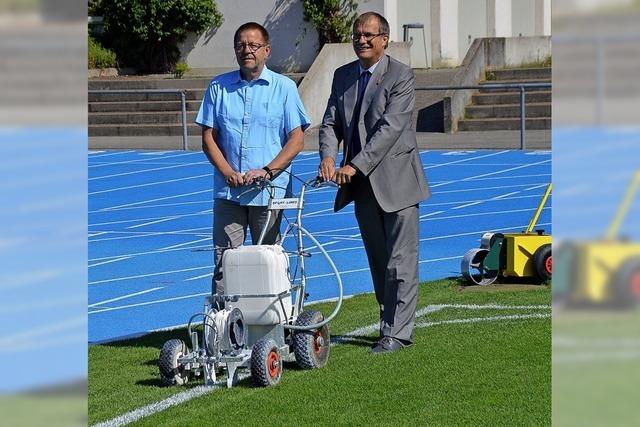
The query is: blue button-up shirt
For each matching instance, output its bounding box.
[195,66,310,205]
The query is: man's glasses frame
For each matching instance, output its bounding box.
[351,32,387,42]
[233,42,268,53]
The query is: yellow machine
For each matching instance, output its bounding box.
[557,172,640,307]
[462,184,552,285]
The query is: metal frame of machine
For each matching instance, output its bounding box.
[158,176,343,388]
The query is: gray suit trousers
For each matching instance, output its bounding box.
[352,177,419,343]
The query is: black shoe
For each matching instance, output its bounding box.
[369,336,412,354]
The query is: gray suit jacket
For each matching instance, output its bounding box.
[319,54,430,213]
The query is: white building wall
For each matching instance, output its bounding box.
[458,0,487,60]
[397,0,431,67]
[181,0,552,72]
[511,0,536,37]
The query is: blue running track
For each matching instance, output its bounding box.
[88,149,552,342]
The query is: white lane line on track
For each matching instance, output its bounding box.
[89,228,212,243]
[126,216,184,230]
[89,292,210,315]
[97,189,212,212]
[90,161,209,181]
[306,222,551,256]
[91,210,212,227]
[89,266,211,286]
[91,200,210,213]
[89,244,211,263]
[89,287,165,308]
[424,150,509,169]
[159,237,212,251]
[89,151,197,168]
[92,303,549,427]
[89,256,133,268]
[89,173,212,196]
[431,159,551,188]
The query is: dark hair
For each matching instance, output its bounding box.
[234,22,270,44]
[353,12,390,36]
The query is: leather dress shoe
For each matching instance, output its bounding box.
[370,336,412,354]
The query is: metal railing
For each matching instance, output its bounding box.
[415,82,552,150]
[88,89,189,150]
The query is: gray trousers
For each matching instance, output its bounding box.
[352,178,419,343]
[212,198,282,295]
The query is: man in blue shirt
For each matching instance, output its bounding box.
[195,22,310,295]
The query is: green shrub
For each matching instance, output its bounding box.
[302,0,358,50]
[88,36,117,69]
[173,61,190,79]
[101,0,223,73]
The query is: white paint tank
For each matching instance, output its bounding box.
[222,245,292,326]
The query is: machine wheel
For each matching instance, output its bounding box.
[534,244,552,282]
[292,310,330,369]
[159,339,189,386]
[612,258,640,308]
[461,248,499,285]
[250,337,282,387]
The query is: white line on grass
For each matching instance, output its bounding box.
[91,302,550,426]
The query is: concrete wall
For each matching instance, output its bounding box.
[298,42,411,128]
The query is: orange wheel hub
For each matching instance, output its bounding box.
[267,350,279,378]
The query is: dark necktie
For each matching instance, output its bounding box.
[348,70,371,162]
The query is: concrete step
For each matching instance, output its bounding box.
[89,124,202,137]
[478,79,551,93]
[458,117,551,131]
[89,111,198,125]
[489,68,551,81]
[89,100,201,113]
[472,91,551,105]
[89,89,206,102]
[465,103,551,119]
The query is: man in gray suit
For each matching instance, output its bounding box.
[318,12,430,353]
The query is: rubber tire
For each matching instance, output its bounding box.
[534,244,552,282]
[250,337,282,387]
[159,339,189,386]
[612,258,640,308]
[292,310,330,369]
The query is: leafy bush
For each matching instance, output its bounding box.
[101,0,223,73]
[173,61,191,79]
[302,0,358,49]
[88,36,117,69]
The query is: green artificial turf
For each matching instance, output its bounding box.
[89,279,551,426]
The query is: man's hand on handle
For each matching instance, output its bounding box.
[224,170,245,188]
[319,157,336,182]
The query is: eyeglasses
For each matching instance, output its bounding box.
[233,42,267,52]
[351,32,387,42]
